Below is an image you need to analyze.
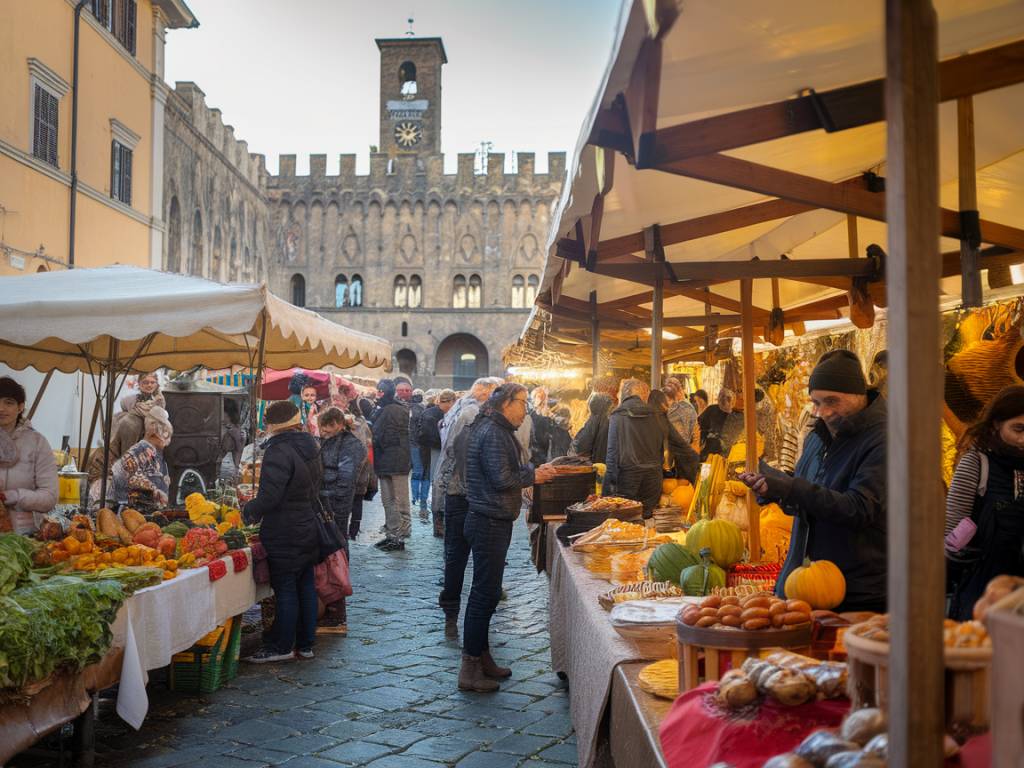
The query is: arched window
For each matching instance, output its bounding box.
[166,196,181,273]
[396,348,417,377]
[526,274,539,306]
[350,274,363,307]
[335,275,348,307]
[394,275,408,307]
[408,275,422,308]
[468,274,482,308]
[229,236,238,281]
[291,274,305,307]
[452,274,467,309]
[191,210,203,276]
[399,61,417,96]
[511,274,525,308]
[401,321,408,337]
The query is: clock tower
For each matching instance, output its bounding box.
[376,36,447,157]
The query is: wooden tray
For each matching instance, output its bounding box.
[676,621,812,650]
[675,620,813,691]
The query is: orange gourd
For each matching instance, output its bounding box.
[662,478,679,494]
[783,557,846,610]
[670,483,694,510]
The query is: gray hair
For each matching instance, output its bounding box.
[619,378,650,402]
[144,406,174,442]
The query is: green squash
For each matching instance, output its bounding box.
[681,548,727,597]
[686,518,745,568]
[646,542,701,586]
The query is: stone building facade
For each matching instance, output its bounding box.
[160,37,563,390]
[162,82,269,284]
[265,37,564,390]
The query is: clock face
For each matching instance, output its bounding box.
[394,121,422,148]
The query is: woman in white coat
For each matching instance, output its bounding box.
[0,377,58,534]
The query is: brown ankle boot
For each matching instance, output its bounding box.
[458,654,500,692]
[480,649,512,679]
[444,614,458,640]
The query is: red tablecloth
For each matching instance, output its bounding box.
[659,684,993,768]
[660,683,848,768]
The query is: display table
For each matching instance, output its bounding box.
[547,525,654,768]
[610,664,671,768]
[0,549,271,762]
[112,549,271,728]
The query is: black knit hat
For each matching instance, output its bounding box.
[808,350,867,395]
[0,377,26,404]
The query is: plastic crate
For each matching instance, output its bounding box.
[169,615,242,694]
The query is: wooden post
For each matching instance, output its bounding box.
[27,370,55,420]
[958,96,982,306]
[885,1,944,765]
[590,290,600,382]
[740,278,761,561]
[846,214,859,259]
[645,225,665,389]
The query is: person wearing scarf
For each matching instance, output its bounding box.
[0,377,58,534]
[110,406,174,511]
[946,385,1024,618]
[110,373,166,460]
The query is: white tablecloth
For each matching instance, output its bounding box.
[110,549,271,729]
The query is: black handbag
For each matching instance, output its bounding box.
[285,442,345,563]
[314,494,345,563]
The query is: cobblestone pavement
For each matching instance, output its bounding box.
[25,499,577,768]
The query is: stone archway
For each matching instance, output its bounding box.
[395,348,417,379]
[435,333,489,391]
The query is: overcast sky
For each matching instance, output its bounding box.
[164,0,622,176]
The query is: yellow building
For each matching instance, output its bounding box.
[0,0,197,275]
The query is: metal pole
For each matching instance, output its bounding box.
[27,370,54,420]
[590,290,600,383]
[98,338,118,507]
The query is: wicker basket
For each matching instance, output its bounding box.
[844,627,991,733]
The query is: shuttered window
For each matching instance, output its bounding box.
[91,0,136,55]
[111,140,133,205]
[32,85,59,167]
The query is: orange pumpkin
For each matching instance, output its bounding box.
[670,483,694,510]
[662,478,679,494]
[784,557,846,610]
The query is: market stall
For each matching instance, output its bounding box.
[0,266,390,760]
[528,1,1024,766]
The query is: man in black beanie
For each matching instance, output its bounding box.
[739,349,888,612]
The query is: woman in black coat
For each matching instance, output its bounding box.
[243,401,322,663]
[572,393,613,463]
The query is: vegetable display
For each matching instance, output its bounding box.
[680,548,726,597]
[0,575,125,690]
[0,534,35,595]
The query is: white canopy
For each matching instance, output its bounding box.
[532,0,1024,363]
[0,266,392,374]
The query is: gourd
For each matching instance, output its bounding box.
[680,547,726,596]
[686,518,745,568]
[646,542,700,586]
[670,483,694,510]
[784,557,846,610]
[662,478,679,494]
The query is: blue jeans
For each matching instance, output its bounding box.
[267,564,317,654]
[439,494,470,617]
[410,447,427,504]
[462,512,513,657]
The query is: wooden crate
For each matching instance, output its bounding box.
[844,629,991,733]
[675,622,811,691]
[985,586,1024,768]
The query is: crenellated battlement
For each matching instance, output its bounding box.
[169,81,267,187]
[268,151,566,195]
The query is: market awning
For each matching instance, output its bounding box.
[530,0,1024,367]
[0,266,392,374]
